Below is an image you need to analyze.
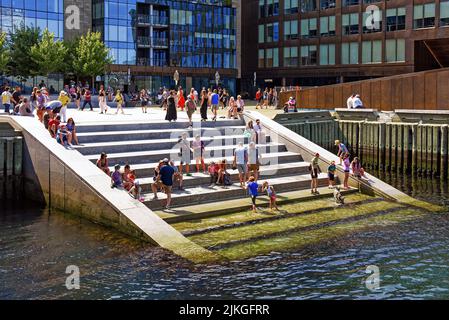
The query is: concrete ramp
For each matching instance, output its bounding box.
[4,116,221,264]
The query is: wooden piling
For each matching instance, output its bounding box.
[0,138,5,177]
[396,124,403,172]
[379,123,386,171]
[441,125,448,179]
[14,137,23,176]
[6,138,13,176]
[385,123,391,171]
[432,126,440,177]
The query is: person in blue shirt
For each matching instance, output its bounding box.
[246,176,260,213]
[210,89,220,122]
[151,158,175,209]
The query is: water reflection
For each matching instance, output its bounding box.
[1,173,449,300]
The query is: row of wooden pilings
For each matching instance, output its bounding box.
[283,120,449,178]
[0,136,23,200]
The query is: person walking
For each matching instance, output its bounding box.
[210,89,220,122]
[200,89,208,121]
[343,153,351,190]
[246,176,260,213]
[58,91,70,123]
[177,86,185,111]
[75,87,82,110]
[165,90,177,122]
[114,89,125,115]
[179,132,193,176]
[185,95,197,128]
[192,135,206,174]
[81,88,93,111]
[98,85,108,114]
[140,89,150,114]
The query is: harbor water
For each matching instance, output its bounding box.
[1,173,449,300]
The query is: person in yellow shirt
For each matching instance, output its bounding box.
[58,91,70,122]
[114,89,125,115]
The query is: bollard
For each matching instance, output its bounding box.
[441,125,448,179]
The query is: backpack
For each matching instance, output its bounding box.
[224,173,232,186]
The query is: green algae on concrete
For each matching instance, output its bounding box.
[187,199,403,249]
[217,207,428,260]
[172,192,372,234]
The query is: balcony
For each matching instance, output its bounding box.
[137,37,168,49]
[136,15,169,27]
[137,58,169,67]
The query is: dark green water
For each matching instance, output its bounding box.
[1,174,449,300]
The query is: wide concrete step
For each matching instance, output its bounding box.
[76,126,247,143]
[159,187,359,224]
[87,143,288,165]
[107,152,303,177]
[143,173,329,211]
[75,135,271,156]
[75,119,245,133]
[137,162,313,192]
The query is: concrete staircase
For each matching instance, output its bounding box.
[73,118,364,259]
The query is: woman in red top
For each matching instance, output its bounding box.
[177,87,185,111]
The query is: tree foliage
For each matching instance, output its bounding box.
[7,24,40,81]
[0,32,9,75]
[31,28,68,76]
[72,31,113,79]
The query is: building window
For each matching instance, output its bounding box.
[300,0,317,13]
[266,23,279,42]
[363,0,380,4]
[441,1,449,26]
[267,0,280,16]
[284,47,299,67]
[259,0,266,18]
[414,3,435,29]
[363,9,382,33]
[301,18,318,38]
[342,0,359,6]
[284,20,299,40]
[386,7,406,31]
[266,48,279,67]
[285,0,299,14]
[342,42,359,64]
[301,45,317,65]
[320,0,336,10]
[386,39,405,62]
[320,44,335,65]
[320,16,336,36]
[258,24,265,43]
[362,40,382,64]
[342,13,359,35]
[259,49,265,68]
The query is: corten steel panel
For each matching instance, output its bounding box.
[334,86,343,108]
[402,76,414,110]
[361,81,372,109]
[317,88,326,108]
[425,73,438,110]
[391,78,402,110]
[371,81,382,110]
[381,79,392,111]
[437,70,449,110]
[325,87,334,109]
[309,89,318,108]
[413,75,426,110]
[351,84,361,98]
[342,84,352,106]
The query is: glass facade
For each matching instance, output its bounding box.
[0,0,64,39]
[93,0,237,70]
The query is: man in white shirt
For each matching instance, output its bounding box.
[347,94,356,109]
[233,142,248,187]
[353,95,364,109]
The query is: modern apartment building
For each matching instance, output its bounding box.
[241,0,449,93]
[0,0,238,94]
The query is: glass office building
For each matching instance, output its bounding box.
[93,0,238,94]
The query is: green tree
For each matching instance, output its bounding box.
[31,28,67,76]
[7,24,40,81]
[0,32,9,75]
[72,31,112,86]
[62,37,80,77]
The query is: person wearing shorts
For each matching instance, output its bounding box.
[327,161,337,189]
[185,95,197,128]
[310,153,321,195]
[246,176,259,213]
[248,142,261,181]
[343,154,351,190]
[335,140,349,166]
[234,142,248,187]
[210,89,219,121]
[151,159,175,209]
[179,132,192,176]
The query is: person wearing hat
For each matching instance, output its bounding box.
[185,95,197,128]
[58,91,70,122]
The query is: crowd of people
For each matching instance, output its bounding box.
[255,87,279,109]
